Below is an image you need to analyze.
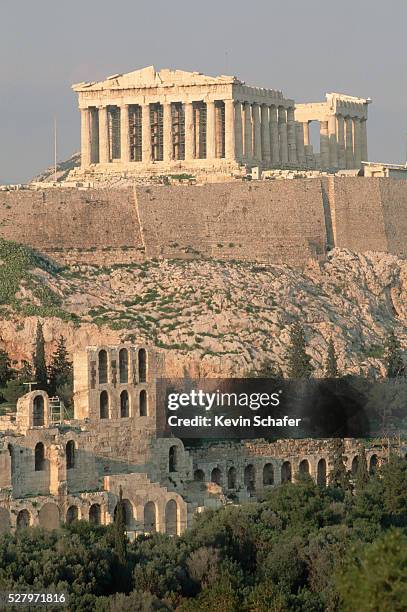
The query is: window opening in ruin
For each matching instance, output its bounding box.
[244,464,256,492]
[108,106,121,159]
[227,466,237,489]
[66,505,79,524]
[119,348,129,383]
[317,458,327,486]
[263,463,274,486]
[215,101,225,158]
[120,390,129,418]
[90,107,100,163]
[165,500,178,536]
[172,103,185,160]
[138,348,147,382]
[129,105,142,161]
[66,440,75,469]
[150,103,164,161]
[281,461,292,483]
[194,469,205,481]
[194,102,207,159]
[211,467,222,485]
[351,456,359,476]
[100,390,109,419]
[89,504,101,525]
[299,459,310,474]
[34,442,45,471]
[33,395,45,427]
[16,509,30,530]
[144,501,156,533]
[98,350,108,384]
[169,445,178,472]
[139,389,147,416]
[369,454,378,474]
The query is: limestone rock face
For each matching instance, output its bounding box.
[0,249,406,377]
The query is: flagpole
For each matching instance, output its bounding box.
[54,117,57,182]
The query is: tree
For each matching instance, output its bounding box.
[385,331,405,378]
[0,349,14,388]
[33,322,47,390]
[286,323,313,379]
[328,439,350,490]
[355,445,369,493]
[325,338,339,378]
[48,336,73,397]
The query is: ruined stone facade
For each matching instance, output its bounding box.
[0,344,388,535]
[72,66,370,177]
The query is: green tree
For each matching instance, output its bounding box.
[286,323,313,379]
[355,445,369,493]
[385,331,405,378]
[48,336,73,398]
[328,439,350,490]
[325,338,339,377]
[0,349,14,388]
[33,322,47,390]
[114,486,127,566]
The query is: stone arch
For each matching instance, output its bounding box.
[227,466,237,489]
[119,348,129,383]
[66,505,79,524]
[139,389,147,416]
[317,458,327,486]
[0,508,10,533]
[34,442,45,471]
[211,467,222,486]
[351,456,359,476]
[98,349,108,384]
[33,395,45,426]
[89,503,101,525]
[165,499,178,536]
[100,390,109,419]
[281,461,292,483]
[38,503,60,530]
[263,463,274,486]
[169,445,178,472]
[144,501,157,533]
[369,454,378,474]
[66,440,75,470]
[123,499,134,528]
[194,469,205,482]
[244,464,256,492]
[16,509,31,530]
[138,348,147,383]
[299,459,310,474]
[120,390,129,418]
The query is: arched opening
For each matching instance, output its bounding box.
[244,464,256,492]
[66,440,75,470]
[38,503,60,530]
[369,454,378,474]
[227,466,237,489]
[263,463,274,486]
[299,459,310,475]
[119,348,129,383]
[281,461,292,483]
[211,467,222,486]
[144,501,156,533]
[194,469,205,482]
[169,445,178,472]
[317,458,327,486]
[139,390,147,416]
[66,505,79,524]
[100,391,109,419]
[34,442,45,471]
[165,500,178,536]
[120,390,129,418]
[16,509,31,530]
[98,350,108,384]
[0,508,10,534]
[351,456,359,476]
[33,395,45,427]
[138,348,147,383]
[89,504,101,525]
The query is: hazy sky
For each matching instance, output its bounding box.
[1,0,406,183]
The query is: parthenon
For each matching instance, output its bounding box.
[73,66,371,176]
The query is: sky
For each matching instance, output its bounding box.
[1,0,407,183]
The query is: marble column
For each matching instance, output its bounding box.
[234,102,243,161]
[261,104,271,164]
[206,100,216,159]
[278,106,288,165]
[287,107,297,164]
[361,119,368,162]
[80,108,91,168]
[244,102,252,161]
[142,104,152,163]
[337,115,346,169]
[270,105,280,165]
[345,116,354,168]
[353,117,362,168]
[303,122,310,146]
[98,106,110,164]
[120,105,130,163]
[328,115,338,168]
[225,99,235,160]
[295,123,306,165]
[320,120,330,168]
[163,102,173,162]
[252,103,262,162]
[184,101,194,160]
